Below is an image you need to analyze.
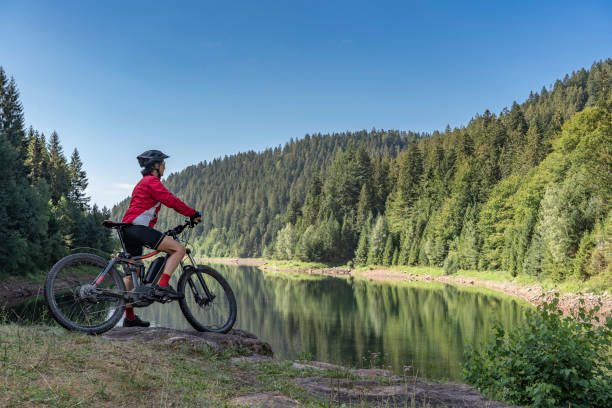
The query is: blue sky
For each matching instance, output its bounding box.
[1,1,611,208]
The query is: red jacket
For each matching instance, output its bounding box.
[122,175,196,228]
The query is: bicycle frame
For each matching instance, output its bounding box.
[91,220,201,301]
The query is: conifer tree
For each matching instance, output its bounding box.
[25,129,44,184]
[354,225,369,266]
[0,67,7,123]
[285,189,301,225]
[367,215,388,265]
[68,148,90,210]
[48,131,70,202]
[356,184,372,232]
[1,77,26,173]
[301,173,323,226]
[392,248,399,266]
[382,234,394,266]
[1,78,25,152]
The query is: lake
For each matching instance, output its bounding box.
[9,265,529,381]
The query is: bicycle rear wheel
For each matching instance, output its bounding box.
[178,265,237,333]
[44,253,126,334]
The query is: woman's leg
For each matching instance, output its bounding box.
[156,236,187,285]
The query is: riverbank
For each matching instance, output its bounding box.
[0,324,516,407]
[199,257,612,323]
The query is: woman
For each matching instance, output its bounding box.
[120,150,201,327]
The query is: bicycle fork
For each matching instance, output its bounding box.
[183,252,215,306]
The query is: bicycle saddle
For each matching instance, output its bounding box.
[101,220,132,229]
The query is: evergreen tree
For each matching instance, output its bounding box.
[25,128,48,184]
[367,215,388,265]
[48,131,70,202]
[356,184,372,232]
[386,143,423,234]
[1,77,26,157]
[354,225,369,266]
[322,142,373,223]
[68,148,89,210]
[382,234,394,266]
[285,189,301,225]
[301,172,323,226]
[0,66,7,103]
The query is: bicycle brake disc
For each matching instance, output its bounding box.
[76,284,98,304]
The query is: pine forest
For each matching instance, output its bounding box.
[112,60,612,285]
[0,66,113,277]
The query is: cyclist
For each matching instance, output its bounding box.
[120,150,201,327]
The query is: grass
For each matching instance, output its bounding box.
[262,259,348,270]
[264,259,612,295]
[0,323,453,407]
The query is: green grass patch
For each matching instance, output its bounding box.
[265,258,611,295]
[263,259,347,270]
[262,270,329,281]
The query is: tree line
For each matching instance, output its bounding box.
[0,66,113,277]
[112,60,611,283]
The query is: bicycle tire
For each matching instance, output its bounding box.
[178,265,237,333]
[44,253,126,334]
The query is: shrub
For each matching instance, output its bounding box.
[464,294,612,408]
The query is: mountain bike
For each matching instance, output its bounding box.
[43,219,237,335]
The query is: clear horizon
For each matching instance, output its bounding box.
[1,0,611,209]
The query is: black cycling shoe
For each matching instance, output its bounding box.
[123,315,150,327]
[154,284,184,300]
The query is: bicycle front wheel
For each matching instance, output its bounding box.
[178,265,237,333]
[44,253,126,334]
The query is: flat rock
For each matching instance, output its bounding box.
[296,377,519,408]
[230,355,275,364]
[231,392,301,407]
[102,327,273,356]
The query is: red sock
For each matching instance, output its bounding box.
[158,273,171,287]
[125,306,135,320]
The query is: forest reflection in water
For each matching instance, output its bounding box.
[9,265,528,381]
[139,265,528,381]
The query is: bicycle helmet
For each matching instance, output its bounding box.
[137,150,169,168]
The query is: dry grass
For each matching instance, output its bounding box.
[0,325,183,407]
[0,324,461,407]
[0,324,324,407]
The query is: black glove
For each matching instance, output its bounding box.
[190,211,202,226]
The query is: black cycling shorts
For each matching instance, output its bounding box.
[120,225,166,256]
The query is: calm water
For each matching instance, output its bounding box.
[9,265,529,381]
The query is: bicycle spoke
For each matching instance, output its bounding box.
[179,267,236,333]
[45,253,126,333]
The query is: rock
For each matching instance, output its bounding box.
[231,392,302,407]
[296,377,519,408]
[352,368,401,379]
[102,327,273,356]
[295,361,345,370]
[239,358,515,407]
[231,355,274,364]
[291,362,323,371]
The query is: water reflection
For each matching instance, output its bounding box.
[9,266,528,381]
[141,266,528,381]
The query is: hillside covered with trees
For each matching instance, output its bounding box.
[0,66,112,277]
[113,60,611,284]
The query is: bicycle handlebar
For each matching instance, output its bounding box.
[165,219,194,238]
